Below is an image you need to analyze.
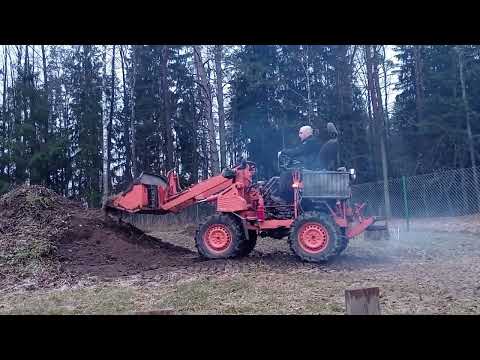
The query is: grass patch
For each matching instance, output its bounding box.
[0,286,140,315]
[0,271,350,315]
[154,273,344,314]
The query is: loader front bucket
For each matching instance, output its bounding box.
[103,172,170,217]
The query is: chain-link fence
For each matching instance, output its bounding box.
[351,166,480,231]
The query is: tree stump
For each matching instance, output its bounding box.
[345,287,381,315]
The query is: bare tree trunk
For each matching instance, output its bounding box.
[364,48,377,179]
[23,45,28,124]
[160,45,174,171]
[200,120,209,179]
[214,45,227,170]
[5,47,14,179]
[41,45,49,141]
[107,45,116,189]
[413,45,424,125]
[301,45,313,124]
[188,52,200,183]
[335,45,354,167]
[120,45,132,182]
[191,97,199,183]
[130,46,137,178]
[335,45,348,115]
[1,46,6,176]
[41,45,47,91]
[374,47,392,224]
[381,46,390,139]
[366,45,391,230]
[61,72,68,194]
[2,47,7,116]
[32,45,35,87]
[2,46,7,127]
[193,45,219,175]
[456,46,480,211]
[22,46,30,182]
[101,45,109,204]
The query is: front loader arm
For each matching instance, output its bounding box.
[161,174,233,213]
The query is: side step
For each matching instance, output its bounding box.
[366,216,388,231]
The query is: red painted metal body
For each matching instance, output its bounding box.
[292,170,302,219]
[106,162,376,240]
[164,174,232,213]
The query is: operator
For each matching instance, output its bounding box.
[271,125,320,203]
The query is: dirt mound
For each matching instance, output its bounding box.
[0,185,79,278]
[0,185,196,289]
[56,210,196,279]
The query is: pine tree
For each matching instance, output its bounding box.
[68,45,103,206]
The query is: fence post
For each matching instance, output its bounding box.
[402,176,410,232]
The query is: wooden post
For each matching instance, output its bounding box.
[345,287,381,315]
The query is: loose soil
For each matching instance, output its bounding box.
[0,185,198,290]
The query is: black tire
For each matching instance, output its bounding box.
[336,233,349,254]
[195,213,247,259]
[239,230,257,257]
[288,211,342,263]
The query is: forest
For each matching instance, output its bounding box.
[0,45,479,207]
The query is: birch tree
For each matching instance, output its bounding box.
[102,45,109,204]
[214,45,226,170]
[193,45,219,175]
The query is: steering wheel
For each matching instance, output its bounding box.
[278,152,302,170]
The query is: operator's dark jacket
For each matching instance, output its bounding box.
[282,134,320,168]
[277,134,320,202]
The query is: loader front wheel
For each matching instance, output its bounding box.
[195,214,247,259]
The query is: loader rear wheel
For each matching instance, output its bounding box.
[288,211,341,263]
[195,214,247,259]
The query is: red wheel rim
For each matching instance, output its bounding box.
[203,224,232,254]
[298,222,329,254]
